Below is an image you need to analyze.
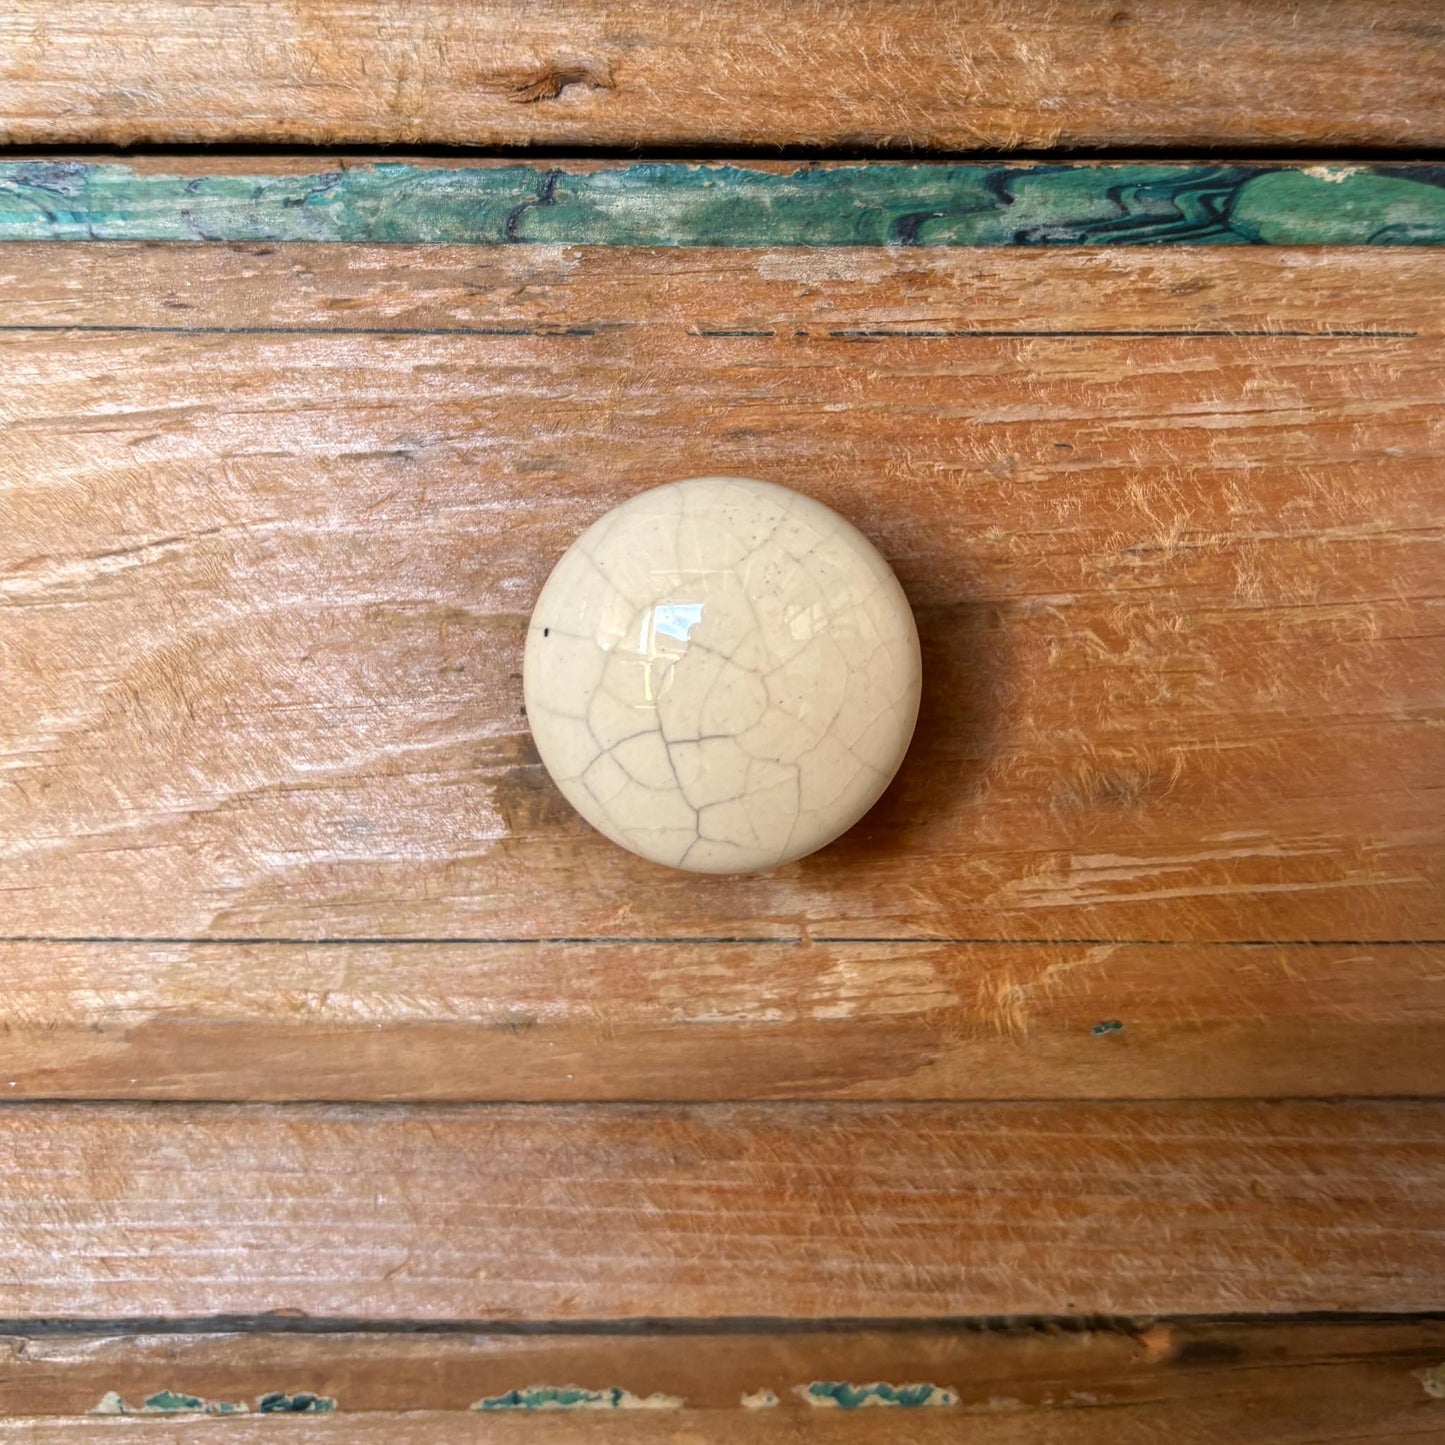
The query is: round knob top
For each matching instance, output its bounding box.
[523,476,921,874]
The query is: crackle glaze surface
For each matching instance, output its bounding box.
[524,477,921,873]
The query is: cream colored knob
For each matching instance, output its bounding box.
[524,477,921,874]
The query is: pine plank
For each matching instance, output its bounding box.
[4,940,1441,1101]
[8,1418,1445,1444]
[0,1,1441,150]
[1,1102,1441,1319]
[2,245,1441,945]
[8,1320,1444,1423]
[5,234,1440,332]
[5,1320,1445,1443]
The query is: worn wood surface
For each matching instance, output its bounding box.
[5,939,1442,1101]
[5,1321,1443,1432]
[9,234,1441,333]
[9,1416,1445,1444]
[0,1,1442,151]
[3,160,1444,246]
[0,39,1441,1421]
[0,1,1439,153]
[2,1102,1442,1319]
[2,245,1441,950]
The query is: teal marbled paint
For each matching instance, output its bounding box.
[139,1392,208,1413]
[0,161,1441,246]
[804,1381,958,1408]
[140,1392,244,1415]
[474,1385,679,1411]
[256,1391,335,1413]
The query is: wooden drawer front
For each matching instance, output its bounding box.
[0,66,1441,1429]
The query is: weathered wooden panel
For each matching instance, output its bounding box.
[2,1102,1441,1319]
[1,0,1441,1418]
[0,1,1441,150]
[2,245,1441,944]
[4,939,1441,1100]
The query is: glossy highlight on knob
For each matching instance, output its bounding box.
[523,476,921,873]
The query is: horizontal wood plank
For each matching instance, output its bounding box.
[9,1417,1445,1444]
[5,940,1442,1100]
[1,1102,1441,1319]
[2,160,1444,246]
[8,237,1441,334]
[5,1320,1443,1439]
[0,1,1441,151]
[2,245,1441,945]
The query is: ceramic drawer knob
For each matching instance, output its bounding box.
[524,476,922,874]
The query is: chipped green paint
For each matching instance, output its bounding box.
[257,1391,335,1413]
[143,1390,246,1415]
[800,1381,959,1408]
[0,161,1441,246]
[1092,1019,1125,1035]
[473,1385,683,1411]
[1232,168,1445,245]
[140,1391,207,1413]
[90,1390,246,1415]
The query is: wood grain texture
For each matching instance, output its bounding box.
[9,1417,1445,1445]
[5,940,1442,1101]
[6,1321,1444,1434]
[1,1102,1441,1319]
[3,160,1444,246]
[2,244,1441,945]
[0,1,1442,150]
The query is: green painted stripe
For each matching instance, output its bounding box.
[0,161,1442,246]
